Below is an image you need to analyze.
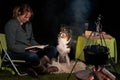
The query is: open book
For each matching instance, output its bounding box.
[25,45,48,51]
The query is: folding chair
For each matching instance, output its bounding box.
[0,33,27,76]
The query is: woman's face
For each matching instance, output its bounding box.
[18,12,32,24]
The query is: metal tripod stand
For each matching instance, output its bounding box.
[67,14,117,80]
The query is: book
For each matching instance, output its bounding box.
[25,45,48,51]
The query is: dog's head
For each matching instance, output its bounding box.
[58,24,72,42]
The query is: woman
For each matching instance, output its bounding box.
[4,4,58,77]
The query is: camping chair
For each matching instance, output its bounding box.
[0,33,27,76]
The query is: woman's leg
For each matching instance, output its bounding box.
[36,46,57,64]
[8,51,42,77]
[43,46,57,59]
[9,51,40,67]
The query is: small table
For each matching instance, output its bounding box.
[75,35,117,63]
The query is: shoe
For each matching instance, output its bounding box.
[46,66,59,73]
[40,56,52,66]
[34,65,47,74]
[27,68,38,78]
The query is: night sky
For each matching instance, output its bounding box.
[0,0,120,47]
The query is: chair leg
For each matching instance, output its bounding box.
[3,50,28,76]
[11,62,28,76]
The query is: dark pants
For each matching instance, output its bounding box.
[9,46,57,66]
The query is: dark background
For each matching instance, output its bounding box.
[0,0,120,61]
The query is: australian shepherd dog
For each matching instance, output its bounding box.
[56,24,72,65]
[48,24,86,73]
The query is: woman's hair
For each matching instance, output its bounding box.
[13,4,34,18]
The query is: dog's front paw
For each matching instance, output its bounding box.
[59,56,66,63]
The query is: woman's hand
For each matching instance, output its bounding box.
[29,49,38,53]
